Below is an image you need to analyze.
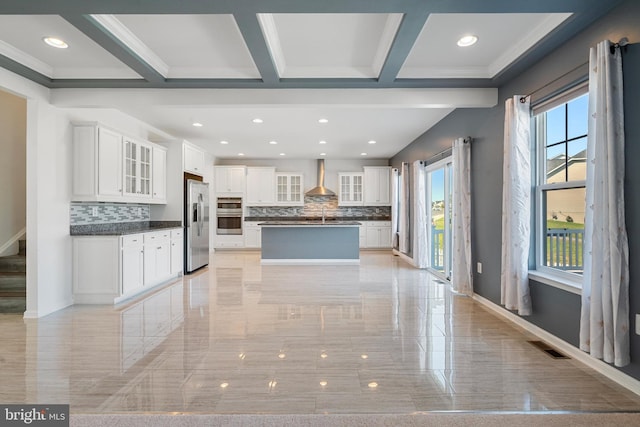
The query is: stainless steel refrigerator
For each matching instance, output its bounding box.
[185,179,210,273]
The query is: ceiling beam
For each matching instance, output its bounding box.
[233,12,280,85]
[61,14,166,84]
[377,10,429,84]
[0,54,52,87]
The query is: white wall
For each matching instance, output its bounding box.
[215,158,389,193]
[0,89,26,256]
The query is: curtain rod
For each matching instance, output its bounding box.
[419,137,472,165]
[519,37,629,104]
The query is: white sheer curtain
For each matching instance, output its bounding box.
[399,162,410,254]
[452,138,472,295]
[500,96,532,316]
[412,161,428,268]
[391,168,399,249]
[579,40,630,367]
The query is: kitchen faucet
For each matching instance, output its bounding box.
[322,206,325,224]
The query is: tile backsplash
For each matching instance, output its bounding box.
[70,202,150,225]
[247,195,390,219]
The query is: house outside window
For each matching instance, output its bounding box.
[533,83,588,285]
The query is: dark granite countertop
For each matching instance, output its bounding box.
[245,216,390,222]
[70,221,182,236]
[259,220,361,226]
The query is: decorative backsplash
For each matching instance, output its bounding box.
[247,195,391,219]
[70,202,150,225]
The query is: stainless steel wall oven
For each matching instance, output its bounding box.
[216,197,242,235]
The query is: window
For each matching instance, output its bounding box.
[533,85,588,282]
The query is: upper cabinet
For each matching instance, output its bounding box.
[363,166,391,206]
[183,143,205,176]
[123,138,152,199]
[152,146,167,203]
[215,166,246,195]
[276,173,304,206]
[72,122,166,204]
[246,167,276,206]
[338,172,364,206]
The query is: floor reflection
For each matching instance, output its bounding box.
[1,251,640,413]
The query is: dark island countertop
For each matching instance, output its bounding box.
[245,216,389,222]
[70,221,182,236]
[259,220,361,226]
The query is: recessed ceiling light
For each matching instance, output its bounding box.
[238,153,245,156]
[368,382,378,388]
[318,118,328,124]
[361,152,368,156]
[43,37,68,49]
[192,122,203,127]
[457,35,478,47]
[269,140,278,145]
[252,118,263,124]
[220,382,229,388]
[320,152,326,156]
[220,140,229,145]
[319,381,328,387]
[368,140,376,144]
[319,140,327,145]
[279,153,286,156]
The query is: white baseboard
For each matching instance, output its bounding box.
[392,249,416,267]
[472,293,640,396]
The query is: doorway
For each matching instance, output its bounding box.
[426,157,453,280]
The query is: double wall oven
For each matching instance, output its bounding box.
[216,197,242,235]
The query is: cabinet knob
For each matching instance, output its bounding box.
[157,246,162,250]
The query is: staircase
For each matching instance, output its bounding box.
[0,240,26,313]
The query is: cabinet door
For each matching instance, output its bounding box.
[366,226,380,248]
[379,227,392,247]
[156,241,171,280]
[184,144,205,175]
[289,174,303,203]
[144,243,157,286]
[215,167,246,194]
[97,127,123,197]
[123,139,151,198]
[246,168,275,205]
[229,167,246,193]
[364,167,391,205]
[152,146,167,201]
[244,227,261,248]
[122,244,144,295]
[339,175,351,203]
[276,174,288,203]
[170,238,183,275]
[353,174,363,203]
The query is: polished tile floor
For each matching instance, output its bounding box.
[1,251,640,414]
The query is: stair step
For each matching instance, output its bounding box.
[0,297,26,313]
[0,272,26,293]
[0,255,26,273]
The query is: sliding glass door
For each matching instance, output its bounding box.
[427,158,453,280]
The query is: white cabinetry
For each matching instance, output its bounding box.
[184,143,205,176]
[72,228,182,304]
[363,167,391,206]
[73,124,123,202]
[215,166,246,194]
[123,138,152,199]
[246,167,276,206]
[121,234,144,296]
[244,222,262,248]
[276,173,304,206]
[72,123,166,204]
[152,146,167,202]
[338,173,364,206]
[363,221,392,248]
[170,229,183,275]
[143,230,171,286]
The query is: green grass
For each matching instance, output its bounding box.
[546,219,584,230]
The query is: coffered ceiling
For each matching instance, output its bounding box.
[0,0,623,159]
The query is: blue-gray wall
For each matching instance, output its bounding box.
[391,0,640,380]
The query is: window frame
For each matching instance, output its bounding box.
[531,84,588,289]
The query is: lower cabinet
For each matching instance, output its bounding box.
[244,222,261,248]
[73,227,183,304]
[361,221,392,248]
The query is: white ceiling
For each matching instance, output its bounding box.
[0,1,617,159]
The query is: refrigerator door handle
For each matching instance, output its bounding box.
[192,202,198,226]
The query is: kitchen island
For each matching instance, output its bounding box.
[259,221,360,265]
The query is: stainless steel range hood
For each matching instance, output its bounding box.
[305,159,335,196]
